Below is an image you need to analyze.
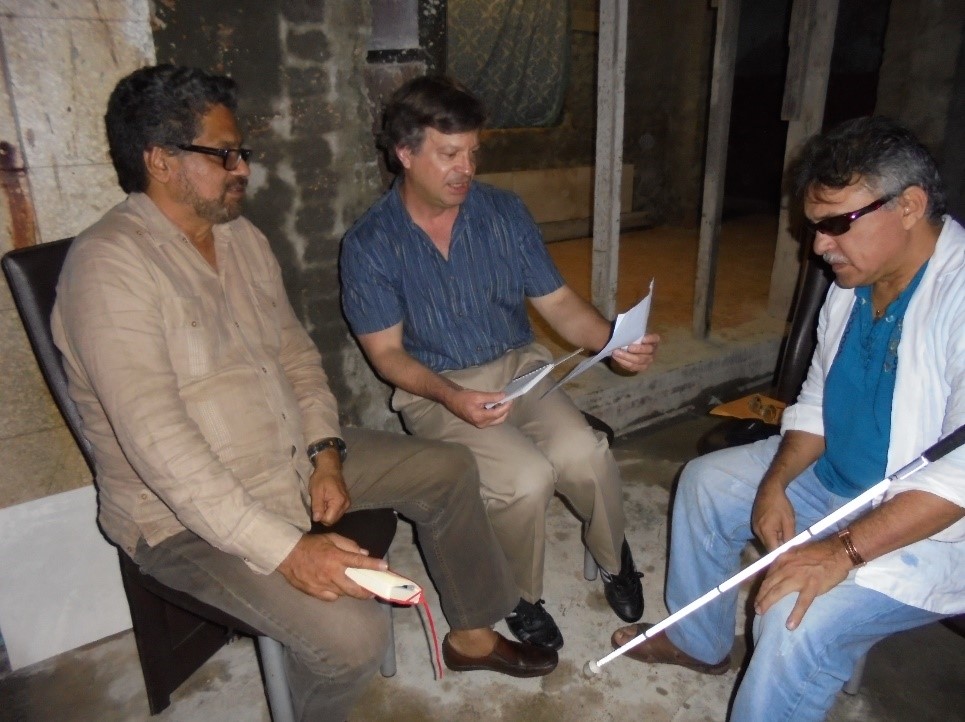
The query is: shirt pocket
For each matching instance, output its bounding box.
[161,296,220,379]
[249,283,281,353]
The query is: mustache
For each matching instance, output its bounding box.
[226,178,248,192]
[822,252,847,265]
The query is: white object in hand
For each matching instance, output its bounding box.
[484,347,584,409]
[345,567,423,603]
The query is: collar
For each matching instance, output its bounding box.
[127,192,237,249]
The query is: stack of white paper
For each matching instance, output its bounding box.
[541,279,654,398]
[487,280,655,406]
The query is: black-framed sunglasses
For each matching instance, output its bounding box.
[177,144,252,171]
[804,194,896,237]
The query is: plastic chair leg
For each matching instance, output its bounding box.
[583,546,598,581]
[256,636,296,722]
[380,605,397,677]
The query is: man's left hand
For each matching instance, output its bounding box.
[610,333,660,373]
[309,449,351,525]
[753,536,852,630]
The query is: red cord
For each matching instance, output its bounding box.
[377,582,443,679]
[419,595,444,680]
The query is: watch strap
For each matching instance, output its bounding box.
[307,437,347,464]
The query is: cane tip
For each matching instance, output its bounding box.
[582,660,601,678]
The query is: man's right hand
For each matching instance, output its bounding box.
[277,532,388,601]
[751,479,796,551]
[442,386,513,428]
[751,430,825,551]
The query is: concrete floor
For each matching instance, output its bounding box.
[2,412,963,722]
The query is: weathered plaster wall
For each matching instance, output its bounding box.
[876,0,965,216]
[624,2,714,226]
[0,0,154,508]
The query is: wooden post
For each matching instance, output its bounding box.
[591,0,628,319]
[767,0,839,319]
[693,0,741,339]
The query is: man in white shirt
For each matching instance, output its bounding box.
[610,116,965,722]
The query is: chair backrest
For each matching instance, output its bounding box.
[772,253,834,404]
[2,238,95,473]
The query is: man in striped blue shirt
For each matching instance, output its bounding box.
[341,76,661,650]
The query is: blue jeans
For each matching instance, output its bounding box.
[667,436,943,722]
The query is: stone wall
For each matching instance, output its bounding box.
[0,0,154,508]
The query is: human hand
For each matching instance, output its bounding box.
[751,479,796,551]
[753,536,851,629]
[443,387,513,428]
[277,532,388,601]
[610,333,660,374]
[309,450,351,525]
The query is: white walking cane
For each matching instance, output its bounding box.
[584,423,965,677]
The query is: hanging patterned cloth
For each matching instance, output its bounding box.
[448,0,570,128]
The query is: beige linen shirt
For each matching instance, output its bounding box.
[52,193,341,573]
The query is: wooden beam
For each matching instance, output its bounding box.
[692,0,741,338]
[591,0,628,319]
[767,0,839,318]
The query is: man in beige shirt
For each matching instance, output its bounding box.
[52,64,555,721]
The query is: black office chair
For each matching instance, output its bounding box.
[698,254,834,455]
[3,238,398,718]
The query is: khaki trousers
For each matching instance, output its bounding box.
[132,428,517,722]
[394,343,626,602]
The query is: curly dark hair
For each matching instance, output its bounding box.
[105,64,238,193]
[790,116,946,223]
[377,75,486,174]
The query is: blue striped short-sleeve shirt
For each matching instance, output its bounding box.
[340,181,565,372]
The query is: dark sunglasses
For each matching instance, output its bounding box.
[803,194,896,237]
[177,144,252,171]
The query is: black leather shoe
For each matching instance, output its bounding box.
[600,540,644,623]
[442,632,558,677]
[505,598,564,650]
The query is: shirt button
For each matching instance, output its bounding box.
[262,367,267,373]
[281,413,287,420]
[235,322,240,328]
[139,492,149,500]
[191,321,198,327]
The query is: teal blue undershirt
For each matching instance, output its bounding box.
[814,261,928,498]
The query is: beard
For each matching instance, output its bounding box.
[174,170,247,224]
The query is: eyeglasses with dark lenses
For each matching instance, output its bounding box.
[177,144,253,171]
[803,194,896,237]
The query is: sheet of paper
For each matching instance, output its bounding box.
[485,348,584,408]
[541,279,654,398]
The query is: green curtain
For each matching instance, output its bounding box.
[448,0,570,128]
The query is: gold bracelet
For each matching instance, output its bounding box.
[837,528,866,567]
